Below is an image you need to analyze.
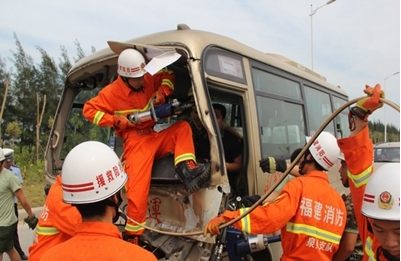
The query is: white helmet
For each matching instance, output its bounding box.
[117,49,146,78]
[361,163,400,221]
[338,151,345,161]
[61,141,127,204]
[306,131,340,170]
[0,148,5,161]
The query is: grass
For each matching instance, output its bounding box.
[20,180,46,209]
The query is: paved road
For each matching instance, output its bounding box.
[3,207,42,261]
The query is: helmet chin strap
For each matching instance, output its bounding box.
[121,77,144,93]
[298,150,314,175]
[106,191,124,224]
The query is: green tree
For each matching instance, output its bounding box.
[0,56,13,140]
[5,121,22,147]
[8,33,39,150]
[58,45,72,83]
[36,46,63,154]
[73,39,86,63]
[368,120,400,143]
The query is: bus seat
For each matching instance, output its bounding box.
[287,125,300,143]
[261,127,272,143]
[151,152,181,184]
[271,126,286,144]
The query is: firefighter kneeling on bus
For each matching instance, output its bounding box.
[83,48,211,243]
[204,131,346,261]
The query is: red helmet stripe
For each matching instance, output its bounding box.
[62,182,94,192]
[363,193,375,203]
[322,156,334,167]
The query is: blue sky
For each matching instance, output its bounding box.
[0,0,399,128]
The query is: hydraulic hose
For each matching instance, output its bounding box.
[124,96,399,237]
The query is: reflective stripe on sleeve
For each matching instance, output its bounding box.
[286,222,342,245]
[114,100,153,115]
[125,221,146,233]
[36,226,60,236]
[364,237,376,261]
[347,165,372,188]
[239,208,251,234]
[161,79,174,90]
[93,111,105,125]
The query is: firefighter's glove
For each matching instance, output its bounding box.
[24,215,38,230]
[350,84,384,121]
[113,115,133,130]
[259,157,287,173]
[241,195,261,207]
[151,91,166,106]
[203,212,235,236]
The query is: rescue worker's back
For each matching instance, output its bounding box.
[204,131,346,261]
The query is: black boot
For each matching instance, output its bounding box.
[175,161,211,193]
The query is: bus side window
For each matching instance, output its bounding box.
[257,96,306,158]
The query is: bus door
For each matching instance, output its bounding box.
[207,86,249,198]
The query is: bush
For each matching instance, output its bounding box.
[12,147,45,183]
[10,146,46,208]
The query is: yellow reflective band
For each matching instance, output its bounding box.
[364,237,376,261]
[156,68,173,75]
[125,222,146,233]
[239,208,251,234]
[36,226,60,236]
[268,157,276,173]
[93,111,105,125]
[174,153,196,165]
[286,222,341,245]
[348,165,372,188]
[274,194,285,203]
[162,79,174,90]
[114,101,153,115]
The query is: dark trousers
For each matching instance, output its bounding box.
[14,203,25,256]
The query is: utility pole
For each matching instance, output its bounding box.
[383,71,400,142]
[309,0,337,70]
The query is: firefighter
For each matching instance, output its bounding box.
[204,131,346,261]
[332,152,363,261]
[82,48,211,242]
[337,84,399,260]
[28,175,81,261]
[39,141,157,261]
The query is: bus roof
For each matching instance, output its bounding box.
[68,23,347,96]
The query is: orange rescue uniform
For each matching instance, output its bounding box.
[83,71,196,235]
[221,170,346,261]
[338,126,389,261]
[38,222,157,261]
[28,175,81,261]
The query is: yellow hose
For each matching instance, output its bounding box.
[125,96,400,237]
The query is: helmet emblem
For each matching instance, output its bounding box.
[378,191,394,210]
[140,62,145,69]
